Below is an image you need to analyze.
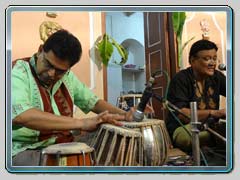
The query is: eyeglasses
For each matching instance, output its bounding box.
[195,56,218,63]
[41,52,69,76]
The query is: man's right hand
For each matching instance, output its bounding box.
[211,108,226,119]
[80,111,125,132]
[217,108,226,119]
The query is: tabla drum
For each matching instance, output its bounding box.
[40,142,95,166]
[91,124,143,166]
[122,119,172,166]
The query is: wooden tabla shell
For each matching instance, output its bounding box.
[91,124,143,166]
[122,119,171,166]
[40,142,95,166]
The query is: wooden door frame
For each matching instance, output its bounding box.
[101,12,108,101]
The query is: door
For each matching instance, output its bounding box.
[144,12,178,120]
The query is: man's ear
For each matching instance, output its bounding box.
[37,45,43,57]
[189,57,195,65]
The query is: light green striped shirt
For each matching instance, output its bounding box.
[12,56,99,156]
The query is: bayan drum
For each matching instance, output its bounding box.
[40,142,95,166]
[91,124,143,166]
[122,119,172,166]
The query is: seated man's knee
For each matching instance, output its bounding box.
[173,127,192,152]
[175,135,192,151]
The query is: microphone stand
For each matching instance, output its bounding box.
[204,124,226,143]
[190,102,201,166]
[206,127,226,142]
[153,93,201,165]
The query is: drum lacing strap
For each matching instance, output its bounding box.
[91,126,104,147]
[39,149,45,166]
[124,135,133,166]
[81,150,86,166]
[114,135,126,166]
[138,136,143,165]
[128,136,135,165]
[39,149,49,166]
[96,129,109,165]
[120,135,126,166]
[91,150,96,166]
[104,132,117,166]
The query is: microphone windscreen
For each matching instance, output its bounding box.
[218,63,226,71]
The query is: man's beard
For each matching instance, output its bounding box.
[37,72,56,88]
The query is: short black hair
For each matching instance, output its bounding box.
[43,29,82,66]
[189,39,218,63]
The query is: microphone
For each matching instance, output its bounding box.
[132,76,155,122]
[218,63,226,71]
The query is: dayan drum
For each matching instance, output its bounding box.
[40,142,95,166]
[122,119,172,166]
[91,124,143,166]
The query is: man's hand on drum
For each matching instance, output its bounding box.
[81,111,125,131]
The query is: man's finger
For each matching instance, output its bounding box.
[113,120,123,126]
[98,110,109,118]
